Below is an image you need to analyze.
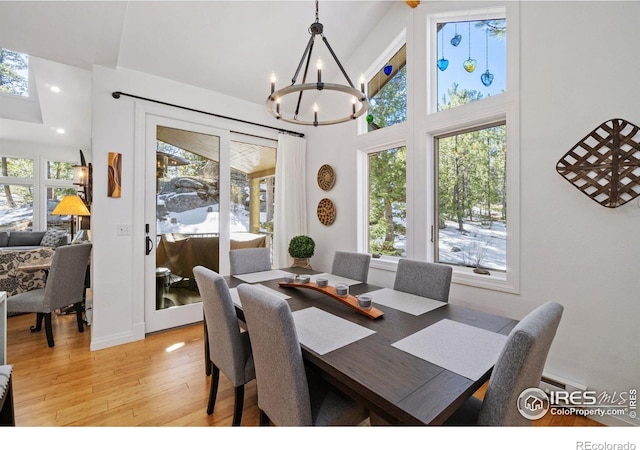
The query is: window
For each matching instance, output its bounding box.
[0,156,34,231]
[435,123,506,272]
[357,4,518,292]
[436,19,506,112]
[366,44,407,132]
[0,48,29,97]
[367,146,406,257]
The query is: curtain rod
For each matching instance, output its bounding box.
[111,91,305,138]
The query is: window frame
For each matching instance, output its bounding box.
[0,154,79,233]
[356,2,519,294]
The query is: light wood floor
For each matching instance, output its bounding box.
[6,310,603,427]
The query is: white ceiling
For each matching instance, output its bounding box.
[0,1,397,150]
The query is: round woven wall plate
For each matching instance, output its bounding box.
[317,164,336,191]
[317,198,336,226]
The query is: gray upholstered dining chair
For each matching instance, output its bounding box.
[237,283,369,426]
[331,250,371,283]
[6,243,92,348]
[202,247,271,376]
[444,301,564,426]
[393,259,453,302]
[229,247,271,276]
[193,266,255,426]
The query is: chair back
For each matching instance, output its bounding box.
[237,283,312,426]
[229,248,271,275]
[44,243,92,311]
[331,251,371,283]
[479,301,564,426]
[193,266,253,387]
[393,259,453,302]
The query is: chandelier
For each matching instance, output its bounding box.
[266,0,369,127]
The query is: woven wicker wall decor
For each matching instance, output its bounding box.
[317,198,336,226]
[317,164,336,191]
[556,118,640,208]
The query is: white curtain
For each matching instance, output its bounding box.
[273,133,307,268]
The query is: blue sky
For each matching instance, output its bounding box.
[437,20,506,107]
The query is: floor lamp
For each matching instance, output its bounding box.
[52,195,91,240]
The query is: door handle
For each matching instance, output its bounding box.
[146,236,153,255]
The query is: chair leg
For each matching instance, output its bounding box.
[259,409,270,426]
[204,320,211,376]
[44,313,55,348]
[232,385,244,426]
[207,364,220,415]
[30,313,44,332]
[74,302,85,332]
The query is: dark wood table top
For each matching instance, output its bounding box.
[227,267,517,425]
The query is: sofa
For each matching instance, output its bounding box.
[0,247,55,298]
[0,230,68,250]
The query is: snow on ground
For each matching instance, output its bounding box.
[157,204,267,235]
[439,220,506,270]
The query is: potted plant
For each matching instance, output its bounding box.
[288,235,315,269]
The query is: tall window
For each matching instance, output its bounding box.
[366,44,407,132]
[436,123,506,272]
[0,48,29,97]
[368,146,406,257]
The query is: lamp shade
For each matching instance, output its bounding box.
[52,195,91,216]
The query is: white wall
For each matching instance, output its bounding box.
[307,1,640,426]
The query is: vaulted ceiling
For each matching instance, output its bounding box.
[0,1,397,149]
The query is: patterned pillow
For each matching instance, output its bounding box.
[40,230,66,247]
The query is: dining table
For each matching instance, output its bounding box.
[226,267,517,425]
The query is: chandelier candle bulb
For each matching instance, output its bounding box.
[352,98,356,116]
[270,73,276,95]
[317,58,322,83]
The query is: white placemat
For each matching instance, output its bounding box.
[292,307,375,355]
[229,284,290,307]
[310,273,363,286]
[233,269,293,284]
[365,288,446,316]
[392,319,508,380]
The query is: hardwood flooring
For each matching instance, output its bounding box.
[5,307,603,427]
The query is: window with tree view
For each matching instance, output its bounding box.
[368,146,406,257]
[0,48,29,97]
[436,19,505,112]
[366,45,406,132]
[0,157,34,231]
[436,123,506,272]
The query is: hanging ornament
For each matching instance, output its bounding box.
[383,65,393,76]
[366,114,374,124]
[481,28,494,86]
[450,23,462,47]
[437,25,449,71]
[463,22,476,73]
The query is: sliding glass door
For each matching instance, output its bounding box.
[144,116,229,333]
